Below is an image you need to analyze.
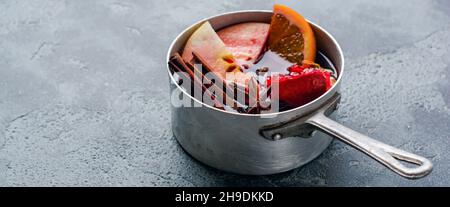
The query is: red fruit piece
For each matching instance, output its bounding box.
[288,64,307,74]
[217,23,270,68]
[267,69,330,107]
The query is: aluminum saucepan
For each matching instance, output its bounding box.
[166,10,433,179]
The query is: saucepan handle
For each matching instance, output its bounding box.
[306,113,433,179]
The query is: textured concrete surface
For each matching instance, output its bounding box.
[0,0,449,186]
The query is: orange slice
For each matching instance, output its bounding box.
[268,4,316,64]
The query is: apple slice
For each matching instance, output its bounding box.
[182,22,241,78]
[182,21,257,104]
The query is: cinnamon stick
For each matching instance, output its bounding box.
[170,52,259,113]
[169,58,224,109]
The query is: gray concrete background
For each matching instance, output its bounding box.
[0,0,449,186]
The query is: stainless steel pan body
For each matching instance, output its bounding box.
[166,11,432,179]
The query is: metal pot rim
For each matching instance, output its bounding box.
[166,10,345,117]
